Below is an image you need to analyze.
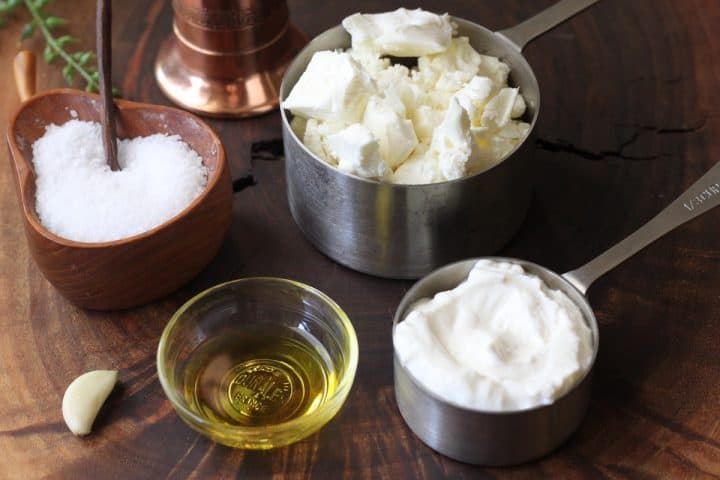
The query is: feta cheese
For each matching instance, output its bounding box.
[411,105,445,144]
[490,136,519,160]
[290,116,307,139]
[392,144,441,184]
[417,37,483,90]
[286,8,531,184]
[302,119,349,165]
[511,94,526,119]
[325,124,391,179]
[423,87,455,111]
[373,64,425,116]
[282,51,376,123]
[302,119,326,160]
[477,54,511,88]
[430,97,479,181]
[343,8,453,57]
[348,49,391,77]
[498,120,531,140]
[454,76,494,127]
[481,87,519,130]
[363,96,418,168]
[472,120,530,171]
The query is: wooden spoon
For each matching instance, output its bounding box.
[13,50,36,101]
[96,0,120,171]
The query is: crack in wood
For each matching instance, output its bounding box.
[232,175,256,193]
[536,137,662,161]
[236,120,707,185]
[231,139,285,193]
[625,115,708,135]
[538,115,708,161]
[251,138,284,161]
[0,421,66,437]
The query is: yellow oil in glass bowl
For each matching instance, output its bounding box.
[157,278,358,449]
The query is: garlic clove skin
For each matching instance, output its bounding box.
[62,370,118,436]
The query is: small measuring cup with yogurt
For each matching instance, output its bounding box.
[393,159,720,465]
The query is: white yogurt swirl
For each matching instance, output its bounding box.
[393,259,594,411]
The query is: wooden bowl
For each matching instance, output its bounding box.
[7,89,233,310]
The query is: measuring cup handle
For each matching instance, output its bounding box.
[497,0,601,51]
[563,161,720,294]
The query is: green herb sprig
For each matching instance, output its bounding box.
[0,0,114,93]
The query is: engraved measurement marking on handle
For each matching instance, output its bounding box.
[683,182,720,211]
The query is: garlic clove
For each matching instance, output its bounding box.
[62,370,118,436]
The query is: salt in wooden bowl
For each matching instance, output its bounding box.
[7,88,232,310]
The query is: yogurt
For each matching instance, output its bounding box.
[393,260,594,412]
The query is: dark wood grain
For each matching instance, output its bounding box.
[1,0,719,478]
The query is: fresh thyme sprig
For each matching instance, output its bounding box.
[0,0,20,26]
[0,0,22,28]
[0,0,116,94]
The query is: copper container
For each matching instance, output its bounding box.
[155,0,306,117]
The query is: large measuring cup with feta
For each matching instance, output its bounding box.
[393,159,720,465]
[280,0,600,279]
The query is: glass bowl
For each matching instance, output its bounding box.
[157,277,358,449]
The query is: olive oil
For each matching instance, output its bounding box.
[182,325,337,427]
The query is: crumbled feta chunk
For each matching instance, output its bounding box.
[477,54,511,88]
[411,105,445,144]
[363,96,418,168]
[472,120,530,169]
[392,144,441,184]
[454,76,494,127]
[373,64,425,116]
[343,8,453,57]
[326,124,391,179]
[417,37,483,90]
[290,116,307,139]
[348,49,391,77]
[498,120,531,140]
[430,97,479,181]
[481,87,519,130]
[282,51,376,123]
[303,119,348,164]
[511,94,526,119]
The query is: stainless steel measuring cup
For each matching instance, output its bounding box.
[281,0,601,279]
[393,160,720,465]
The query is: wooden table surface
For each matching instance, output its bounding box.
[1,0,719,478]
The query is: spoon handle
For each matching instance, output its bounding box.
[13,51,36,102]
[97,0,120,171]
[497,0,601,51]
[564,161,720,294]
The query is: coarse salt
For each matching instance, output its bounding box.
[31,120,208,242]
